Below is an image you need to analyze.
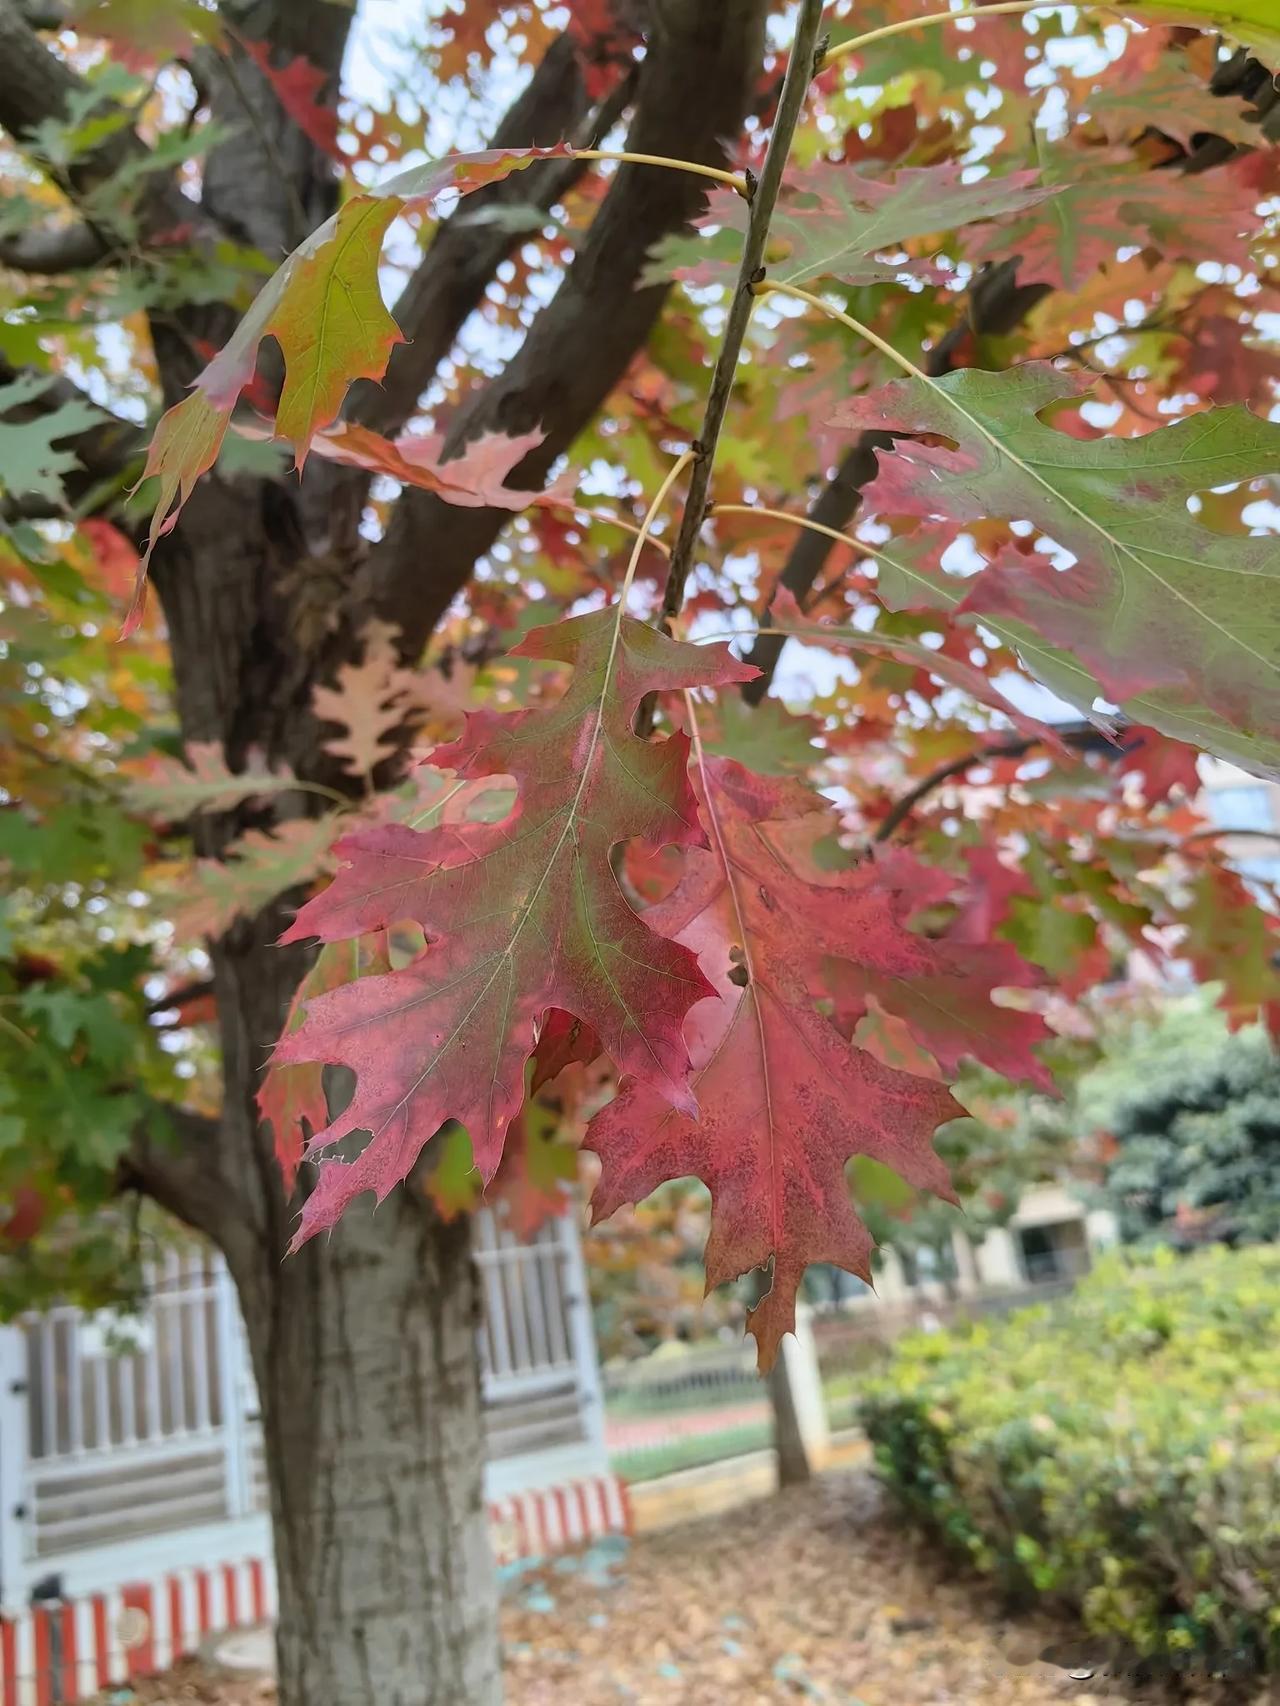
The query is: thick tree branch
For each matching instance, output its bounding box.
[359,0,770,658]
[0,0,142,196]
[0,217,106,272]
[121,1103,252,1257]
[352,33,598,437]
[0,0,224,271]
[195,0,353,261]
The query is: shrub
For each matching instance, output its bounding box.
[860,1246,1280,1679]
[1101,1027,1280,1250]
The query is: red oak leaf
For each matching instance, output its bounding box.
[241,40,343,161]
[585,754,965,1369]
[566,0,643,98]
[272,609,756,1244]
[0,1184,48,1246]
[952,845,1035,944]
[258,933,392,1186]
[301,422,578,512]
[126,146,571,627]
[817,843,1054,1091]
[531,1009,602,1092]
[832,364,1280,776]
[1119,726,1203,805]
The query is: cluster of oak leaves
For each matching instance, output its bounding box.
[123,84,1280,1365]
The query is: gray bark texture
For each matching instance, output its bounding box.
[244,1201,500,1706]
[0,1,769,1700]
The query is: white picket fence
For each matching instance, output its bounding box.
[0,1210,611,1617]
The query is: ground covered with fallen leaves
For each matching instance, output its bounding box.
[96,1474,1275,1706]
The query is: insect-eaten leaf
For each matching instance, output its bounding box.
[272,609,757,1247]
[587,755,1049,1368]
[125,145,571,628]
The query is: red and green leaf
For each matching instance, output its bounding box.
[271,609,755,1245]
[587,753,1047,1366]
[834,364,1280,776]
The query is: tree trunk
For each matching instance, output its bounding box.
[232,1197,501,1706]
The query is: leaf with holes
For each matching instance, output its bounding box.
[649,162,1054,290]
[587,756,1048,1367]
[832,364,1280,776]
[259,933,391,1186]
[127,146,570,625]
[271,608,756,1246]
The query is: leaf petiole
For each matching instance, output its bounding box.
[818,2,1106,72]
[571,150,749,197]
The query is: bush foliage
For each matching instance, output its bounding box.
[860,1247,1280,1678]
[1102,1027,1280,1249]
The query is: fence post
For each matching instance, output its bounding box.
[0,1324,28,1608]
[781,1307,830,1465]
[556,1213,608,1463]
[213,1258,251,1519]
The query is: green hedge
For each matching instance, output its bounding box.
[859,1246,1280,1680]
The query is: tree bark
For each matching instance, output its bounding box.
[193,871,501,1706]
[235,1201,500,1706]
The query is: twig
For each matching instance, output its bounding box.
[658,0,828,629]
[874,725,1115,842]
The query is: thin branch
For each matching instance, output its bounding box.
[741,260,1048,704]
[145,979,216,1018]
[659,0,827,628]
[1183,825,1280,846]
[874,725,1117,842]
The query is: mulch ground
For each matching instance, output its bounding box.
[95,1473,1278,1706]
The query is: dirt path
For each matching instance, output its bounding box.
[504,1473,1104,1705]
[98,1473,1268,1705]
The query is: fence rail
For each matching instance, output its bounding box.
[1,1210,605,1612]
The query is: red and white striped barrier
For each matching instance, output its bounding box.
[1,1559,273,1706]
[487,1471,631,1565]
[1,1475,629,1705]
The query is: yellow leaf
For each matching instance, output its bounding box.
[1138,0,1280,59]
[268,196,405,467]
[125,388,228,634]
